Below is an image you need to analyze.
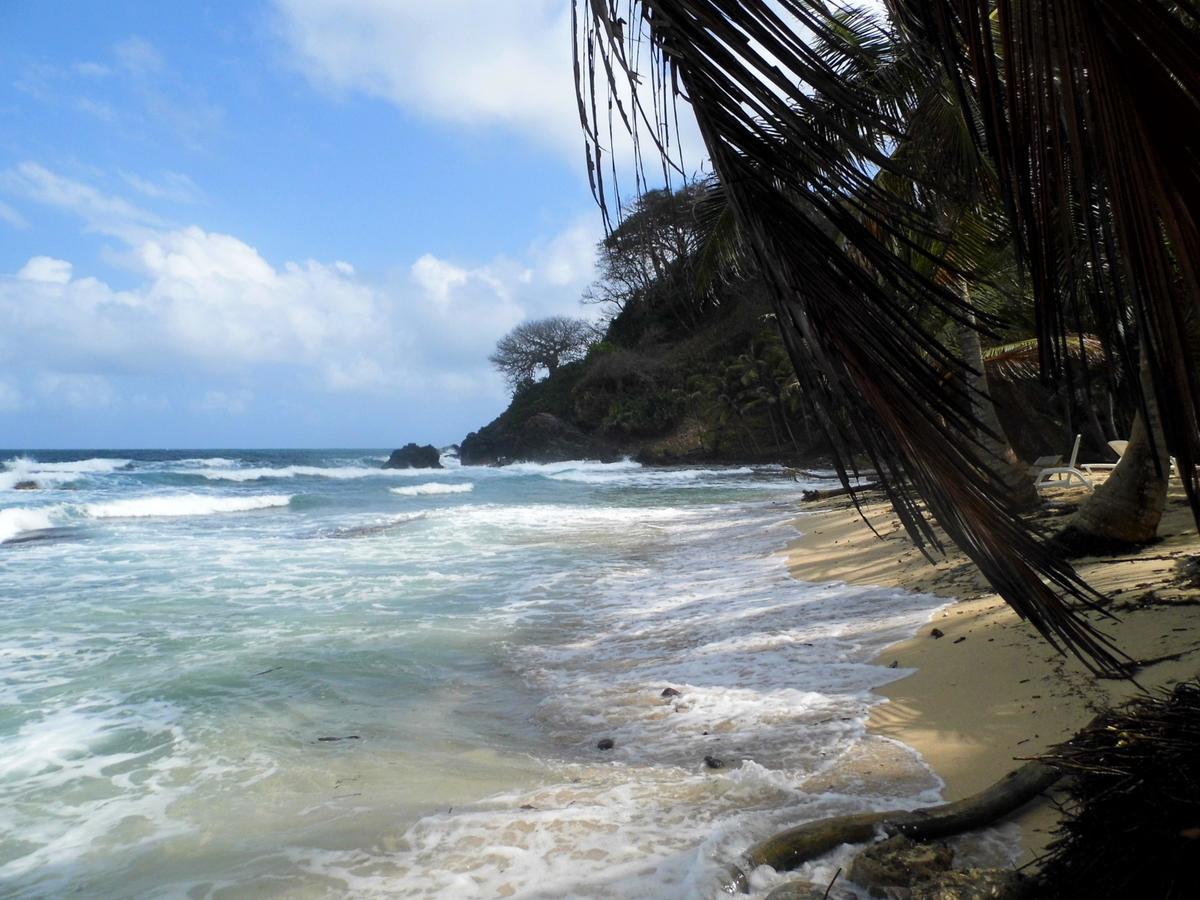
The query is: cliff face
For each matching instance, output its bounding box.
[460,280,829,466]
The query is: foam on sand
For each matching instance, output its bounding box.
[83,494,293,519]
[390,483,474,497]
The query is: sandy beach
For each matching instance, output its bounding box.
[787,481,1200,865]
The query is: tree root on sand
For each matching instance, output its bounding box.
[722,760,1062,894]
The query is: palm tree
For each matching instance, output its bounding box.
[574,1,1200,670]
[1056,352,1173,550]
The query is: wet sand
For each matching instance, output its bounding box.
[786,481,1200,865]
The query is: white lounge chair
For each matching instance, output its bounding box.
[1080,440,1129,474]
[1079,438,1178,477]
[1033,434,1094,492]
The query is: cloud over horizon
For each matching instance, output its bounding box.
[0,163,600,435]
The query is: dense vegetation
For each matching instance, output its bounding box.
[466,182,1145,475]
[464,187,835,465]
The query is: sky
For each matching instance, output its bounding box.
[0,1,625,448]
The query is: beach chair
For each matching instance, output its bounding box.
[1033,433,1094,492]
[1080,440,1129,474]
[1080,439,1178,477]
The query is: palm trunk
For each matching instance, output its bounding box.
[956,308,1040,510]
[1054,351,1170,552]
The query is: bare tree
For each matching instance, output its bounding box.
[489,316,597,390]
[582,184,709,323]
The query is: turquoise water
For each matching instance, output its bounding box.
[0,451,995,898]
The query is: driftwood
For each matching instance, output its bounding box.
[722,760,1062,893]
[800,482,882,502]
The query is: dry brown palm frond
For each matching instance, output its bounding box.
[1035,681,1200,899]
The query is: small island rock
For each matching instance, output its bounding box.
[383,444,443,469]
[13,480,39,490]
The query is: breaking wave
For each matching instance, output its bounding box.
[0,507,58,544]
[0,457,131,491]
[389,483,474,497]
[83,494,293,519]
[195,465,439,482]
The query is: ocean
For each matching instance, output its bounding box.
[0,450,1015,898]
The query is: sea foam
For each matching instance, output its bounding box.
[0,507,58,544]
[196,465,438,481]
[389,483,474,497]
[83,494,293,519]
[0,456,130,491]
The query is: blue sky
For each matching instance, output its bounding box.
[0,1,614,448]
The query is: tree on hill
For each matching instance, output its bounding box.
[489,316,597,390]
[584,183,720,332]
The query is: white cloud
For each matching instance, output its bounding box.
[276,0,580,153]
[527,218,599,287]
[273,0,709,185]
[17,256,73,284]
[0,200,28,230]
[120,170,202,204]
[411,254,469,302]
[0,165,600,408]
[3,161,164,241]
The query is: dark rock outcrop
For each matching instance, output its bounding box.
[13,481,39,490]
[848,835,954,898]
[383,444,442,469]
[460,412,619,466]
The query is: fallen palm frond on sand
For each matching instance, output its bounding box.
[1033,681,1200,899]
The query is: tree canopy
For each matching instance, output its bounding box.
[489,316,597,390]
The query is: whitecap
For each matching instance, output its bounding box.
[0,507,58,544]
[497,458,642,477]
[547,465,755,485]
[0,456,130,491]
[83,494,293,519]
[390,483,474,497]
[196,465,439,482]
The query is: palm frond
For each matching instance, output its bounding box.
[574,0,1132,670]
[983,334,1110,383]
[890,0,1200,517]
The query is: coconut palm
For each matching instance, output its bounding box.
[574,0,1200,670]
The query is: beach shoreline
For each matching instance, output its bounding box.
[785,482,1200,865]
